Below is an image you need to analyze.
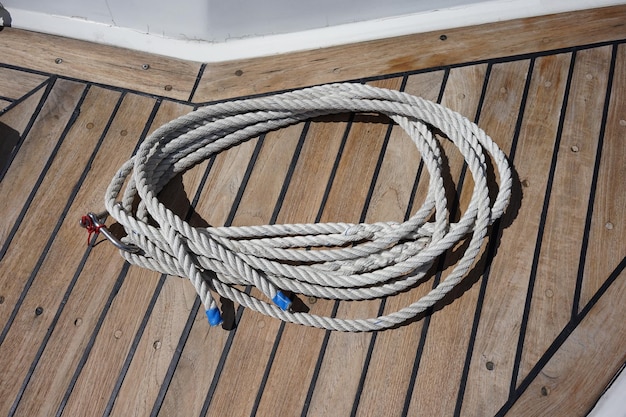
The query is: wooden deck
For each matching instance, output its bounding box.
[1,6,625,417]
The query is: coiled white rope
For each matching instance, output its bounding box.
[103,83,511,332]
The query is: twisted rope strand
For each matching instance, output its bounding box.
[103,83,512,332]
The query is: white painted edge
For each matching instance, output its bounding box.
[5,0,625,62]
[587,364,626,417]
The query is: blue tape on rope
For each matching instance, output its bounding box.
[272,291,292,311]
[206,307,223,326]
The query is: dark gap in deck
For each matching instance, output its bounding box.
[571,43,619,318]
[509,51,577,396]
[454,57,534,416]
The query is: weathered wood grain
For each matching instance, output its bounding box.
[0,14,623,417]
[0,67,47,100]
[404,63,490,417]
[241,117,359,417]
[579,44,626,311]
[0,85,121,416]
[517,45,613,385]
[154,137,264,417]
[0,79,84,248]
[459,53,572,416]
[352,70,445,417]
[9,92,159,417]
[193,6,626,102]
[506,268,626,416]
[0,28,201,101]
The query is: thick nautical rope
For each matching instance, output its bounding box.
[103,82,512,332]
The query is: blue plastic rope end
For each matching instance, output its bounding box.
[206,307,223,326]
[272,291,292,311]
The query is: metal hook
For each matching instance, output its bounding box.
[79,212,140,253]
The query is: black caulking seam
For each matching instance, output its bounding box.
[350,75,409,417]
[249,122,312,415]
[299,301,340,417]
[401,71,449,221]
[53,97,163,416]
[453,58,534,416]
[571,43,618,319]
[300,117,355,417]
[0,76,56,183]
[495,256,626,417]
[189,63,207,103]
[199,134,267,417]
[101,274,168,417]
[0,77,51,116]
[404,62,493,416]
[54,263,131,417]
[148,155,219,417]
[508,50,577,396]
[249,322,286,417]
[0,83,91,347]
[400,68,451,417]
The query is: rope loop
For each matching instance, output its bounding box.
[103,82,512,332]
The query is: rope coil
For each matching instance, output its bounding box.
[103,83,512,332]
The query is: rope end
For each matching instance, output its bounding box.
[206,307,223,326]
[272,291,292,311]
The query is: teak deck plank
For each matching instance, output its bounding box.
[405,63,489,417]
[0,28,201,101]
[0,80,84,248]
[460,53,571,417]
[0,67,47,101]
[353,70,445,417]
[203,124,307,417]
[155,137,263,417]
[0,86,121,416]
[57,100,202,417]
[241,118,359,417]
[10,92,159,417]
[506,266,626,416]
[517,45,613,385]
[579,44,626,310]
[0,7,625,417]
[192,5,626,102]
